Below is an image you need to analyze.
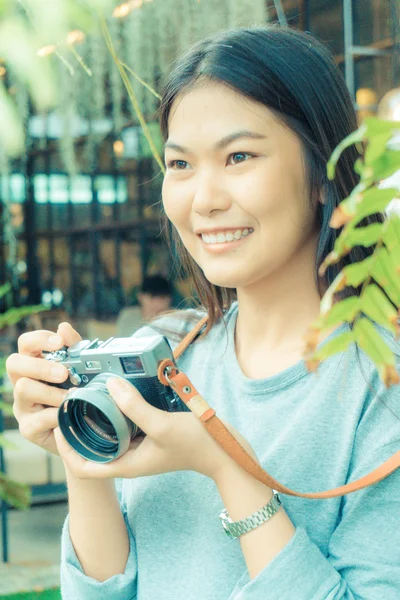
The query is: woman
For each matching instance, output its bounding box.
[7,27,400,599]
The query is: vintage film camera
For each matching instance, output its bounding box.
[45,335,188,463]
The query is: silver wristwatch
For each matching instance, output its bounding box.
[219,493,282,539]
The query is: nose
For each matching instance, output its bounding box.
[192,171,232,216]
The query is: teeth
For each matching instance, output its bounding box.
[201,228,253,244]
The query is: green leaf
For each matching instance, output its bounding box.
[0,471,31,510]
[0,304,48,328]
[368,151,400,182]
[317,296,360,328]
[364,130,393,165]
[338,187,397,227]
[383,215,400,264]
[0,282,12,300]
[371,247,400,306]
[363,117,400,137]
[327,124,366,180]
[0,400,13,416]
[360,284,399,335]
[353,317,396,365]
[319,260,372,315]
[311,331,355,362]
[340,257,373,289]
[342,222,384,249]
[0,357,6,378]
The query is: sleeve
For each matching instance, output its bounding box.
[60,479,138,600]
[228,375,400,600]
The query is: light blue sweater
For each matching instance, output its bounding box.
[60,303,400,599]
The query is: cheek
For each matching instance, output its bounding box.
[162,177,191,227]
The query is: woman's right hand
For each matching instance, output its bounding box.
[6,322,82,455]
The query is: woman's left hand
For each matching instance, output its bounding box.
[54,377,258,482]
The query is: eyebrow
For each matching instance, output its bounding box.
[164,130,267,153]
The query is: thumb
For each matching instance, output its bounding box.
[54,426,76,457]
[107,377,169,437]
[57,322,82,347]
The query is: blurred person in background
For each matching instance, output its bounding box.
[116,274,173,336]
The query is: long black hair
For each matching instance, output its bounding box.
[159,26,384,331]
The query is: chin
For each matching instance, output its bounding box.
[201,266,251,290]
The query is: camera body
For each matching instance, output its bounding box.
[45,334,188,463]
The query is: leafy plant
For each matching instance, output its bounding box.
[305,117,400,387]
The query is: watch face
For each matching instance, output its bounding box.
[219,510,234,538]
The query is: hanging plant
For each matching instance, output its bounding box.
[58,58,78,176]
[109,16,124,134]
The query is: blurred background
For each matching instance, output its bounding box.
[0,0,399,598]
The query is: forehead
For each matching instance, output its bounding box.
[167,82,281,141]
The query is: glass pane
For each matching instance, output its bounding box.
[72,174,92,228]
[119,169,140,221]
[0,173,26,204]
[96,175,129,224]
[354,0,392,46]
[356,56,392,104]
[308,0,344,56]
[33,174,49,230]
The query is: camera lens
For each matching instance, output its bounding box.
[72,401,119,454]
[58,373,140,463]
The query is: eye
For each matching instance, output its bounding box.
[166,159,189,170]
[228,152,254,165]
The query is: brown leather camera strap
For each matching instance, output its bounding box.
[159,314,400,499]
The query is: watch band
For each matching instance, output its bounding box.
[219,492,282,539]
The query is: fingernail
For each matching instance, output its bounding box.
[51,365,66,379]
[49,335,63,348]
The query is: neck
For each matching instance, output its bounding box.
[235,243,322,355]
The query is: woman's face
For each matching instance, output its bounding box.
[162,82,319,290]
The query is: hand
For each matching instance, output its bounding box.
[6,322,81,455]
[54,377,259,481]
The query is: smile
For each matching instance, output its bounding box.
[200,228,254,245]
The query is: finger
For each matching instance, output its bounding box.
[107,377,170,439]
[17,330,65,357]
[54,427,78,457]
[67,437,164,480]
[106,437,167,478]
[54,427,91,474]
[18,407,59,444]
[57,322,82,347]
[7,354,68,387]
[13,378,68,418]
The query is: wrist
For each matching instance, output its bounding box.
[214,464,273,522]
[65,467,115,491]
